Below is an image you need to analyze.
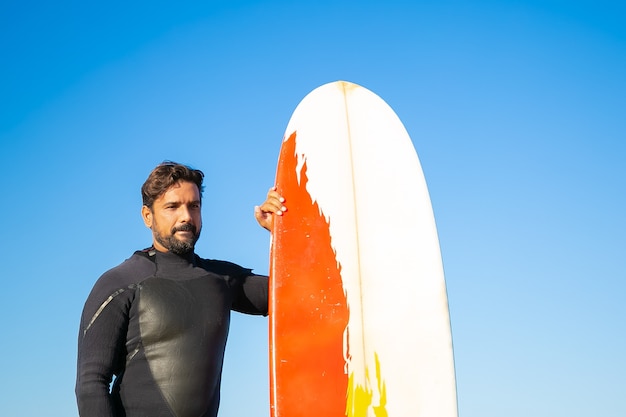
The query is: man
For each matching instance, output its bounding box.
[76,161,286,417]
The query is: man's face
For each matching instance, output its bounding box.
[141,181,202,254]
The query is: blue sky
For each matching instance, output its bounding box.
[1,1,624,416]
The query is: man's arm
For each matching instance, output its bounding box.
[76,282,134,417]
[231,273,269,316]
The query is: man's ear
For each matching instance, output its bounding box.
[141,205,153,228]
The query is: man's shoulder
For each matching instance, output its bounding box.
[91,249,156,291]
[80,249,156,319]
[103,249,155,277]
[194,255,254,278]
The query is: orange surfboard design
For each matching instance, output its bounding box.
[270,132,350,416]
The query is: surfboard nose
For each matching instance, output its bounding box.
[337,80,361,92]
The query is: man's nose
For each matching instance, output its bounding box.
[179,205,192,221]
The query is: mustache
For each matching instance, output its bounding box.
[172,223,197,234]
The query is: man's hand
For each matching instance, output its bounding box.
[255,187,287,231]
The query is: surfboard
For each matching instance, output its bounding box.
[269,81,457,417]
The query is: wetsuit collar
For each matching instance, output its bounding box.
[143,246,197,267]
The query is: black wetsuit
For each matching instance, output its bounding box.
[75,248,268,417]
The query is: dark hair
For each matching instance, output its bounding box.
[141,161,205,208]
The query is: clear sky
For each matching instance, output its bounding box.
[1,1,624,416]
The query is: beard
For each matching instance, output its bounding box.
[153,222,201,255]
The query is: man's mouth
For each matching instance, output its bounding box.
[172,224,196,235]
